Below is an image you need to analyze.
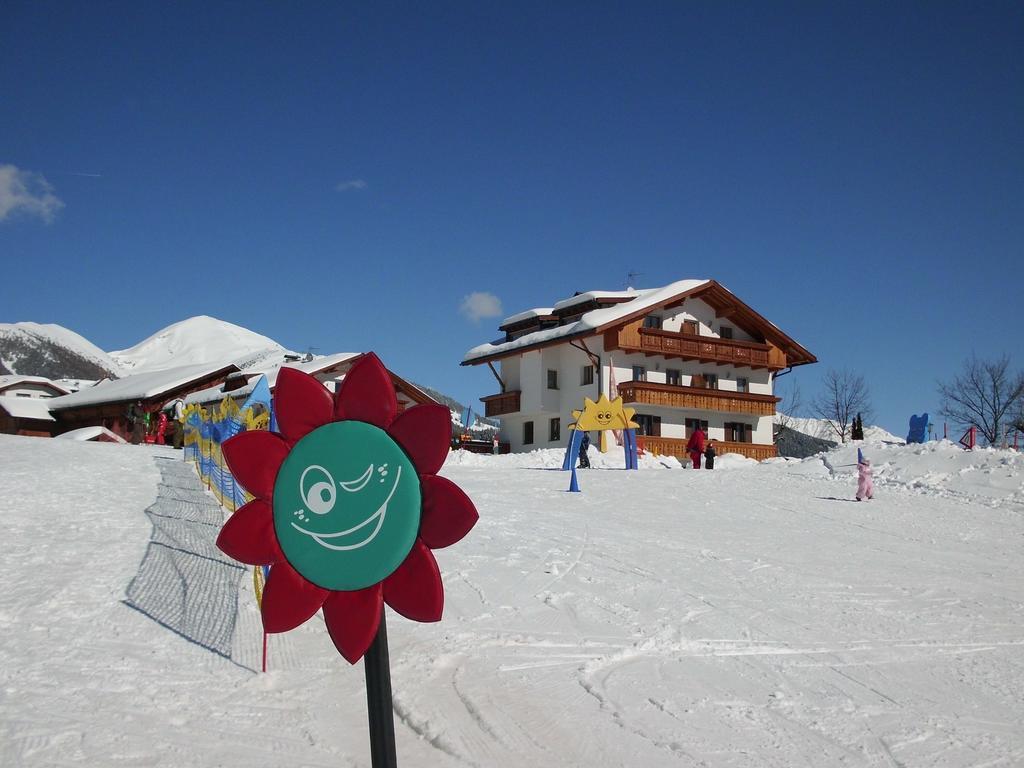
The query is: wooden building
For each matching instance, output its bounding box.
[48,362,240,440]
[462,279,816,461]
[0,396,57,437]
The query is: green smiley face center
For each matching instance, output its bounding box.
[273,421,421,591]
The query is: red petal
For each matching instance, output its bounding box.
[323,585,383,664]
[216,499,284,565]
[222,431,289,499]
[275,367,335,444]
[420,475,479,549]
[334,353,397,428]
[388,404,451,475]
[261,560,329,633]
[383,540,443,622]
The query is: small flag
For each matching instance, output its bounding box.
[857,448,865,464]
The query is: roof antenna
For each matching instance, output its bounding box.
[625,271,643,290]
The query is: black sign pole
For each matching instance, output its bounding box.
[364,610,398,768]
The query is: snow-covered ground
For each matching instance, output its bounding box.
[1,435,1022,767]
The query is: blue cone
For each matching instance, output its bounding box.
[568,466,581,492]
[857,447,865,464]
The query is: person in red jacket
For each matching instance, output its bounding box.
[686,426,706,469]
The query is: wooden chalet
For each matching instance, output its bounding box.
[463,279,816,461]
[47,362,240,441]
[0,396,57,437]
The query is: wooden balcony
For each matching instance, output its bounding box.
[618,381,778,416]
[641,435,776,462]
[607,321,786,369]
[480,390,521,417]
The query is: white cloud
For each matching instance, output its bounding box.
[335,179,367,192]
[0,164,65,223]
[459,291,503,323]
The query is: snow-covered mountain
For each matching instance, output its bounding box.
[0,322,122,379]
[777,413,903,444]
[109,316,286,373]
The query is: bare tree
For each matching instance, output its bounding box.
[774,379,803,433]
[812,369,872,443]
[937,354,1024,446]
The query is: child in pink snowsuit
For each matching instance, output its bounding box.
[856,458,874,501]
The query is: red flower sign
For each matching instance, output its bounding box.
[217,353,478,663]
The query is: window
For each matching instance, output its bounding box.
[16,392,31,398]
[685,418,709,437]
[635,414,661,436]
[580,365,594,386]
[736,377,748,393]
[549,418,561,442]
[547,369,558,389]
[643,315,662,329]
[632,365,647,382]
[682,320,699,335]
[720,326,733,339]
[523,421,534,445]
[725,422,752,443]
[665,368,681,386]
[705,373,718,390]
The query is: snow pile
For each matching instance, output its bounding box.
[110,315,286,373]
[1,434,1022,766]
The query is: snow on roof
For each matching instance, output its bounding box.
[500,308,555,327]
[551,289,640,312]
[463,279,710,364]
[56,426,127,443]
[183,352,361,405]
[0,375,71,394]
[0,395,55,421]
[47,361,237,410]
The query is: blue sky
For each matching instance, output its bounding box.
[1,2,1021,435]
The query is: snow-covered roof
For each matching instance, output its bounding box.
[56,426,127,443]
[464,279,710,364]
[500,308,555,327]
[47,361,237,410]
[0,375,71,395]
[0,395,55,421]
[183,352,361,405]
[551,289,640,312]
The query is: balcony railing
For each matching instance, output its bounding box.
[618,381,778,416]
[639,327,773,367]
[611,322,783,368]
[480,390,521,417]
[640,436,777,462]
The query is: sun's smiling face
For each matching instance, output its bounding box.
[274,421,420,591]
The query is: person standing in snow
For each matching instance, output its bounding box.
[578,431,591,468]
[686,425,705,469]
[856,454,874,501]
[704,441,716,470]
[127,400,145,445]
[171,399,186,449]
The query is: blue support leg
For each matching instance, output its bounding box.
[624,429,638,470]
[562,429,584,471]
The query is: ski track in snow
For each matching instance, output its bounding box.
[0,435,1022,766]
